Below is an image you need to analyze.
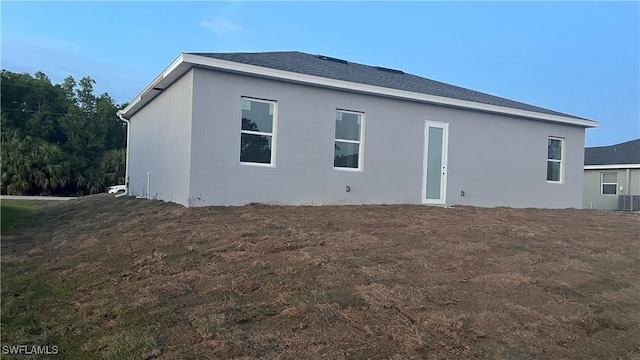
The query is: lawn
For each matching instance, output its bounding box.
[1,194,639,359]
[0,200,43,234]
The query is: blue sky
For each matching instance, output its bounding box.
[2,1,638,147]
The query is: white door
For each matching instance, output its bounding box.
[422,121,449,204]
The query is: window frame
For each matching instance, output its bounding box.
[239,97,277,167]
[333,109,365,171]
[601,172,618,195]
[546,136,564,183]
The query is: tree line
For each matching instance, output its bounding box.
[1,70,127,196]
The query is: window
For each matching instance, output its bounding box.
[240,98,276,165]
[601,172,618,195]
[547,137,564,182]
[334,110,364,169]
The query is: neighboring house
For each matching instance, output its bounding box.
[118,51,598,207]
[583,139,640,210]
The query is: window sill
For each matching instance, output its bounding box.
[240,162,276,168]
[546,180,564,184]
[333,167,362,172]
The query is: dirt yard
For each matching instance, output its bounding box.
[1,194,639,359]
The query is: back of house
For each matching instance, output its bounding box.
[118,51,598,208]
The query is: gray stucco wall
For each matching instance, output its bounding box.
[583,168,640,209]
[186,67,586,208]
[633,169,640,195]
[128,70,193,206]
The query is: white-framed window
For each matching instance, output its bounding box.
[240,97,277,165]
[601,172,618,195]
[547,137,564,183]
[334,110,364,170]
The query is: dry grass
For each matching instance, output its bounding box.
[1,194,639,359]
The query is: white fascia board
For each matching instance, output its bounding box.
[122,53,599,128]
[584,164,640,170]
[121,53,188,118]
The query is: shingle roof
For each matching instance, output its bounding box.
[189,51,586,120]
[584,139,640,165]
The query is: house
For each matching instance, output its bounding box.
[117,51,598,207]
[583,139,640,210]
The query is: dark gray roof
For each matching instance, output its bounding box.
[585,139,640,165]
[189,51,585,120]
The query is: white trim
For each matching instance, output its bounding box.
[584,164,640,170]
[333,167,362,172]
[121,53,186,116]
[164,53,187,79]
[239,161,276,168]
[242,130,272,136]
[239,97,277,166]
[546,136,565,184]
[121,53,598,128]
[333,110,365,171]
[334,139,360,144]
[422,121,449,205]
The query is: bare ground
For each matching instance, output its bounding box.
[1,194,639,359]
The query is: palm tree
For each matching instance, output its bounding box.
[100,149,126,185]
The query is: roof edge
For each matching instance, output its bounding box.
[585,138,640,149]
[121,53,187,118]
[584,164,640,169]
[121,53,599,128]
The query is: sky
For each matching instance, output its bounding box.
[1,1,638,147]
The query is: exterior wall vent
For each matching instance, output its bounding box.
[141,76,164,98]
[316,55,348,64]
[375,66,404,74]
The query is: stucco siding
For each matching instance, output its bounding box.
[447,113,584,208]
[128,70,193,206]
[632,169,640,195]
[188,68,585,208]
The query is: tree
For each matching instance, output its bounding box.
[0,70,127,195]
[101,149,126,186]
[1,131,70,195]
